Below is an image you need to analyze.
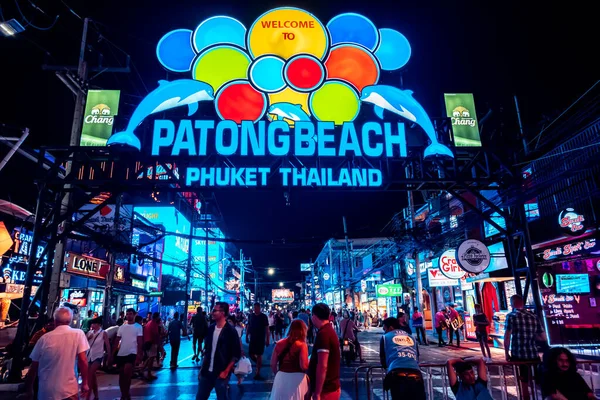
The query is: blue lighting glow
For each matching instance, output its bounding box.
[327,13,380,51]
[156,29,196,73]
[249,55,286,93]
[193,16,247,54]
[374,28,411,70]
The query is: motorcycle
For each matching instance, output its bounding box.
[341,338,357,366]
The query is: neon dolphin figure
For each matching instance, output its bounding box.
[267,102,311,123]
[107,79,214,150]
[360,85,454,158]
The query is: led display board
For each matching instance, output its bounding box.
[81,90,121,146]
[444,93,481,147]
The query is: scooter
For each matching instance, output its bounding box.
[341,338,357,366]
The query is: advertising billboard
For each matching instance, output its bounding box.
[81,90,121,146]
[444,93,481,147]
[272,288,294,303]
[376,284,402,297]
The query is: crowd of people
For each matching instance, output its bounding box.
[12,294,598,400]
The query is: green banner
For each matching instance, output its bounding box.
[80,90,121,146]
[444,93,481,147]
[376,284,402,297]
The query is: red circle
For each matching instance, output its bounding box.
[216,82,266,123]
[285,56,324,91]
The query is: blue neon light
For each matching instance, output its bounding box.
[192,16,247,53]
[374,28,411,70]
[249,55,286,93]
[156,29,196,73]
[327,13,380,51]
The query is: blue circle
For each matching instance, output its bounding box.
[249,55,286,93]
[193,16,247,53]
[374,28,411,70]
[327,13,380,51]
[156,29,196,72]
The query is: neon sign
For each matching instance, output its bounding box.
[107,7,454,187]
[559,208,585,235]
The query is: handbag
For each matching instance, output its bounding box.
[234,356,252,376]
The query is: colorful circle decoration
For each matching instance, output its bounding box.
[156,7,412,125]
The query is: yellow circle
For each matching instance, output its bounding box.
[193,45,251,92]
[268,87,310,115]
[248,8,329,60]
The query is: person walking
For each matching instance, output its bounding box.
[447,357,493,400]
[86,317,111,400]
[270,319,309,400]
[268,311,276,342]
[196,302,242,400]
[142,312,161,380]
[192,307,208,362]
[504,295,546,400]
[168,312,184,368]
[247,302,270,380]
[275,310,284,340]
[412,307,428,345]
[473,304,492,360]
[308,303,341,400]
[435,308,448,346]
[20,307,90,400]
[114,308,144,400]
[81,309,94,333]
[380,317,425,400]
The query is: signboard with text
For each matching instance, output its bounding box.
[376,284,402,297]
[81,90,121,146]
[444,93,481,147]
[272,288,294,303]
[66,253,126,283]
[428,268,459,287]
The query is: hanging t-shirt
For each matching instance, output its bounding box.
[208,326,223,372]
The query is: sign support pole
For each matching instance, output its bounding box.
[102,193,121,328]
[407,186,422,313]
[183,214,193,332]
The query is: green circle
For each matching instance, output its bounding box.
[542,272,554,288]
[192,45,251,92]
[309,81,360,125]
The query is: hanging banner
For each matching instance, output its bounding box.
[444,93,481,147]
[80,90,121,146]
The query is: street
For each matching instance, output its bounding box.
[52,329,503,400]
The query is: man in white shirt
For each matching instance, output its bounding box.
[114,308,143,400]
[21,307,89,400]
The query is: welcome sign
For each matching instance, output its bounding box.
[107,7,454,187]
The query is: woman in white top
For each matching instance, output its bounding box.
[86,317,111,400]
[269,319,309,400]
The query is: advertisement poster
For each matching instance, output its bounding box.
[444,93,481,147]
[272,288,294,303]
[80,90,121,146]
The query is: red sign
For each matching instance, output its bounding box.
[66,253,125,283]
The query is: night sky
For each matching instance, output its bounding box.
[0,1,596,291]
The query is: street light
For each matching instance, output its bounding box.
[279,282,284,287]
[268,268,275,275]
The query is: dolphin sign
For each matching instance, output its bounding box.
[360,85,454,158]
[107,79,214,150]
[267,103,311,123]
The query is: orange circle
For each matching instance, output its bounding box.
[324,44,380,92]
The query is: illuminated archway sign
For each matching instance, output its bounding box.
[107,7,454,188]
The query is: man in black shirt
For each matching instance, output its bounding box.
[192,307,208,362]
[308,303,341,400]
[246,302,270,380]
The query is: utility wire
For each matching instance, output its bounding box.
[14,0,59,30]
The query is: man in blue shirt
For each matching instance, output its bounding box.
[379,317,425,400]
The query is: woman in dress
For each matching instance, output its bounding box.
[86,317,111,400]
[270,319,309,400]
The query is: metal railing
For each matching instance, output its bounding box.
[354,360,600,400]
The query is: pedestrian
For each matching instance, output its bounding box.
[86,316,112,400]
[81,309,94,333]
[228,315,247,385]
[412,307,428,345]
[379,317,425,400]
[142,312,161,380]
[114,308,144,400]
[435,308,448,346]
[447,357,493,400]
[275,310,284,340]
[308,303,341,400]
[116,311,125,326]
[192,307,208,362]
[20,307,90,400]
[396,311,412,334]
[540,347,594,400]
[247,302,270,380]
[270,319,309,400]
[144,312,152,325]
[168,311,184,368]
[363,310,369,330]
[196,302,242,400]
[268,311,276,342]
[473,304,492,360]
[504,295,546,400]
[105,319,123,369]
[307,310,315,345]
[447,304,461,347]
[340,310,366,363]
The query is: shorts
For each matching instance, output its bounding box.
[249,340,266,356]
[88,357,103,365]
[509,356,540,382]
[116,354,137,367]
[145,344,158,359]
[269,326,275,333]
[476,331,488,342]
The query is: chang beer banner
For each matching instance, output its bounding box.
[80,90,121,146]
[444,93,481,147]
